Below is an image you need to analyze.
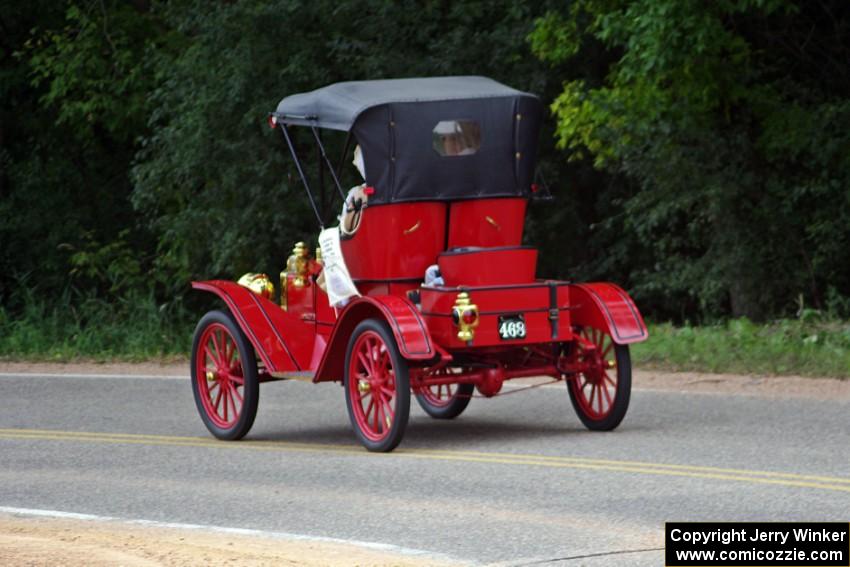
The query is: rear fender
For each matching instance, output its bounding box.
[568,283,648,344]
[314,295,434,383]
[192,280,313,374]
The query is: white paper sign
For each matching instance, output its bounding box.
[318,227,360,307]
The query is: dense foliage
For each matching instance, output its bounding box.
[2,0,849,354]
[530,0,850,320]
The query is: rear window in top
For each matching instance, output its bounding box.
[432,120,480,157]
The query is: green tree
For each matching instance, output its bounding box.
[531,0,850,320]
[2,1,162,303]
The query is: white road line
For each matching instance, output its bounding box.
[0,372,669,394]
[0,506,105,521]
[0,372,828,399]
[0,505,465,564]
[0,372,184,380]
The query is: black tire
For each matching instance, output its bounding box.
[344,319,411,452]
[191,310,260,440]
[415,382,474,419]
[567,332,631,431]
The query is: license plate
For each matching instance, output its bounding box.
[498,314,526,340]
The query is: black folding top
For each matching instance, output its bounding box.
[274,76,532,130]
[273,76,542,204]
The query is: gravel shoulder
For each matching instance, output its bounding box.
[0,514,457,567]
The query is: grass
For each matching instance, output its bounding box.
[632,318,850,378]
[0,292,193,362]
[2,293,849,378]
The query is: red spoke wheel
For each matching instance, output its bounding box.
[191,310,259,440]
[344,319,410,452]
[566,326,631,431]
[414,369,474,420]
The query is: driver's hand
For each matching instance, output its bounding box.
[346,186,369,212]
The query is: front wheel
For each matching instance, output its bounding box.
[191,310,259,440]
[415,372,474,419]
[344,319,411,452]
[566,327,631,431]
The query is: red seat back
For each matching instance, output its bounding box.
[341,202,447,281]
[446,198,527,249]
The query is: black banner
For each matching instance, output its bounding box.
[666,522,849,566]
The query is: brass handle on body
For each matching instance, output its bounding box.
[404,220,421,235]
[485,215,500,230]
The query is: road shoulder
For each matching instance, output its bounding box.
[0,360,846,401]
[0,512,458,567]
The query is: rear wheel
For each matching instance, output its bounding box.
[191,310,259,440]
[566,327,630,431]
[415,371,474,419]
[344,319,410,452]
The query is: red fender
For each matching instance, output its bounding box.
[191,280,315,374]
[314,295,435,383]
[568,283,648,344]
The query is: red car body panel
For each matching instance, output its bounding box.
[420,281,572,347]
[437,247,537,287]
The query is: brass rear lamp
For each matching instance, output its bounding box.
[451,292,479,342]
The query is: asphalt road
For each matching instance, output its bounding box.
[0,371,848,565]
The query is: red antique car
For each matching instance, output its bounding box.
[190,76,648,452]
